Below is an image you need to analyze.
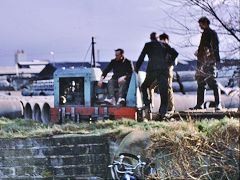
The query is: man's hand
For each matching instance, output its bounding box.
[118,76,126,84]
[97,81,102,88]
[134,67,139,73]
[194,50,198,57]
[97,77,104,88]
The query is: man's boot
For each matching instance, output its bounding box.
[144,108,152,121]
[143,100,152,120]
[189,87,205,110]
[214,88,222,110]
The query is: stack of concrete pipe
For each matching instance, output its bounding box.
[21,96,54,123]
[172,71,233,92]
[0,95,53,124]
[0,70,237,122]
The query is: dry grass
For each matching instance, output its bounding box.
[0,116,239,179]
[0,117,146,138]
[146,117,239,179]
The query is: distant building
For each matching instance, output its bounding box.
[0,50,50,90]
[0,50,49,78]
[15,50,27,63]
[0,50,239,91]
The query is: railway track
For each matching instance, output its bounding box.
[165,108,239,120]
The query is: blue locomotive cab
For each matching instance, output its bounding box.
[51,66,145,122]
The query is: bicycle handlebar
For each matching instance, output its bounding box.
[108,154,146,175]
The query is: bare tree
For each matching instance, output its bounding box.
[188,0,239,42]
[158,0,239,60]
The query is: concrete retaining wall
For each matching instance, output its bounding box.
[0,134,110,179]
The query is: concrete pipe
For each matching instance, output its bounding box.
[41,103,51,124]
[33,103,42,123]
[23,97,53,123]
[173,71,195,82]
[172,81,198,92]
[0,100,23,119]
[152,92,239,112]
[24,103,33,119]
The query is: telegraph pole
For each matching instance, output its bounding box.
[91,37,96,67]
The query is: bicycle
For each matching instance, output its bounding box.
[108,153,146,180]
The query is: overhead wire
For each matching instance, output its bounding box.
[83,43,92,64]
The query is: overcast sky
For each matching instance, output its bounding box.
[1,0,235,66]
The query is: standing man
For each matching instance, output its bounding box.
[190,17,222,110]
[98,49,133,106]
[135,32,178,119]
[149,33,178,115]
[160,33,177,114]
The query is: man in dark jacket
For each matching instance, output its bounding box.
[190,17,222,110]
[135,32,178,119]
[98,48,133,105]
[149,33,178,114]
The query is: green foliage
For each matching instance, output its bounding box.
[41,170,53,178]
[195,117,235,136]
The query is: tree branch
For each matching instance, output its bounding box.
[206,2,240,42]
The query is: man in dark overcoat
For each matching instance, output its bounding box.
[135,32,178,119]
[190,17,222,110]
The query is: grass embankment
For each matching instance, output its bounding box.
[0,117,239,179]
[146,117,239,179]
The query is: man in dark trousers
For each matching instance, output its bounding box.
[135,32,178,119]
[190,17,222,110]
[98,48,133,106]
